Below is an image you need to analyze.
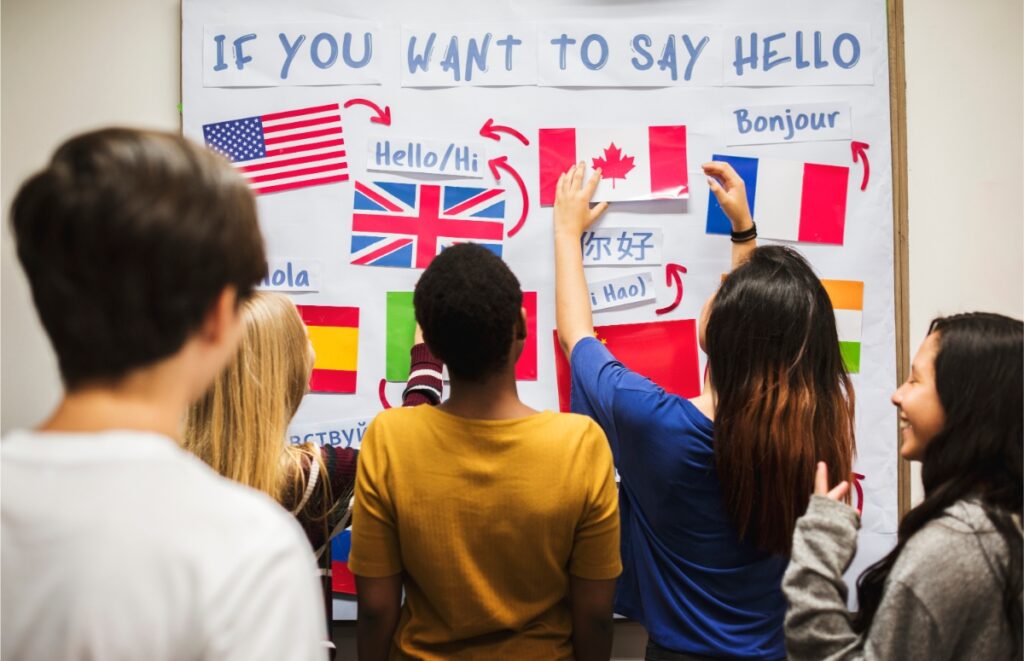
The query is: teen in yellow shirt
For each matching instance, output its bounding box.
[350,244,621,661]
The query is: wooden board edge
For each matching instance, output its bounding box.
[888,0,912,519]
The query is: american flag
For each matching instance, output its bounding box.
[202,103,348,195]
[350,181,506,269]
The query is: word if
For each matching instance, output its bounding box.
[212,30,373,80]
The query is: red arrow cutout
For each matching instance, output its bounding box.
[343,98,392,126]
[852,472,866,514]
[488,156,529,238]
[480,118,530,146]
[378,377,393,410]
[655,263,688,315]
[851,141,870,191]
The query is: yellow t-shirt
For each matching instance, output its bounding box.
[348,405,621,660]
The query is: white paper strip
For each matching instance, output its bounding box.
[288,416,374,448]
[581,228,663,266]
[367,135,487,177]
[723,23,873,87]
[401,24,538,87]
[257,259,322,292]
[588,271,656,311]
[724,102,852,145]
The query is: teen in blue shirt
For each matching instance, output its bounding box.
[553,162,856,660]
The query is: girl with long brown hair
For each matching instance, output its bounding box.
[553,162,855,660]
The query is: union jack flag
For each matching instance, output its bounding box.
[350,181,506,269]
[202,103,348,195]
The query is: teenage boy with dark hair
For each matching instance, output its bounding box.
[349,243,621,661]
[1,128,326,661]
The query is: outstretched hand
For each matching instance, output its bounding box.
[702,161,753,232]
[553,162,609,237]
[813,461,850,501]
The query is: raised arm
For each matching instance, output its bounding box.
[702,161,756,270]
[554,163,609,357]
[401,323,443,407]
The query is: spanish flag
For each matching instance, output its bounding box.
[296,305,360,393]
[821,279,864,373]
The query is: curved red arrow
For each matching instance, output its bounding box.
[344,98,392,126]
[852,472,866,514]
[655,263,688,315]
[480,118,530,146]
[488,156,529,238]
[378,377,393,410]
[851,141,870,191]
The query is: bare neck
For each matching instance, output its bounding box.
[40,366,195,442]
[688,368,716,422]
[439,363,535,421]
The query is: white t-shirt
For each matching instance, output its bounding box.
[1,430,326,661]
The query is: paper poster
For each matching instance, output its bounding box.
[367,135,487,178]
[203,21,383,87]
[287,416,372,448]
[581,228,663,266]
[350,181,506,268]
[296,305,359,393]
[202,103,348,195]
[257,259,321,292]
[723,23,874,86]
[821,279,865,373]
[385,291,537,381]
[588,272,656,312]
[537,23,723,87]
[401,24,538,86]
[552,319,701,412]
[706,153,849,244]
[724,102,852,146]
[538,125,688,204]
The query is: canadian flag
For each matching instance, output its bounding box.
[538,125,688,205]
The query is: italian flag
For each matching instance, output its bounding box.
[821,279,864,373]
[538,125,689,204]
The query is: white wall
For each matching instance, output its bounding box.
[2,0,1021,656]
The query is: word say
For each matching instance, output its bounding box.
[368,136,486,177]
[726,102,852,145]
[581,228,663,266]
[288,417,372,449]
[257,259,321,292]
[724,23,872,86]
[203,21,382,86]
[588,271,656,312]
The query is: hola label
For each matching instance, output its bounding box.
[257,259,321,292]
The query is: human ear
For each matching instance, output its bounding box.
[516,307,528,340]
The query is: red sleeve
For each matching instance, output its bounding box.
[295,446,358,551]
[402,342,443,407]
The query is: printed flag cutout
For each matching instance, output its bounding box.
[331,530,356,595]
[538,125,688,204]
[297,305,359,394]
[385,291,537,382]
[351,181,506,269]
[821,279,864,373]
[552,319,701,412]
[706,153,849,244]
[202,103,348,195]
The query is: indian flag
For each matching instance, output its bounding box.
[821,279,864,373]
[296,305,360,393]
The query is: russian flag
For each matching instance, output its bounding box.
[706,154,849,245]
[538,126,688,205]
[331,530,356,595]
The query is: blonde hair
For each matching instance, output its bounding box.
[184,292,330,513]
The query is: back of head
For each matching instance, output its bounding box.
[10,128,267,389]
[706,245,855,555]
[413,244,523,382]
[184,292,311,501]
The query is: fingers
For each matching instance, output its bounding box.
[569,161,585,191]
[814,462,829,496]
[702,161,741,190]
[589,200,609,222]
[706,176,724,198]
[827,481,850,501]
[555,171,566,203]
[584,168,602,198]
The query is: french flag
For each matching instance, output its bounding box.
[538,126,688,205]
[706,154,849,245]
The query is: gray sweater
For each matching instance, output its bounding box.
[783,495,1021,660]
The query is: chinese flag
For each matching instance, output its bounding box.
[296,305,359,394]
[552,319,701,412]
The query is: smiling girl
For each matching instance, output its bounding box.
[784,312,1023,660]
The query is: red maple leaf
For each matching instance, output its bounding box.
[591,142,635,188]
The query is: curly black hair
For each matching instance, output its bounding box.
[414,244,524,382]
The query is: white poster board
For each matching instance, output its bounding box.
[182,0,898,619]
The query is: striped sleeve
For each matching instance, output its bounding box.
[402,343,443,407]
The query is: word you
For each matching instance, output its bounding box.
[588,271,656,312]
[368,136,486,177]
[288,417,371,448]
[726,102,852,146]
[582,228,663,266]
[256,259,321,292]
